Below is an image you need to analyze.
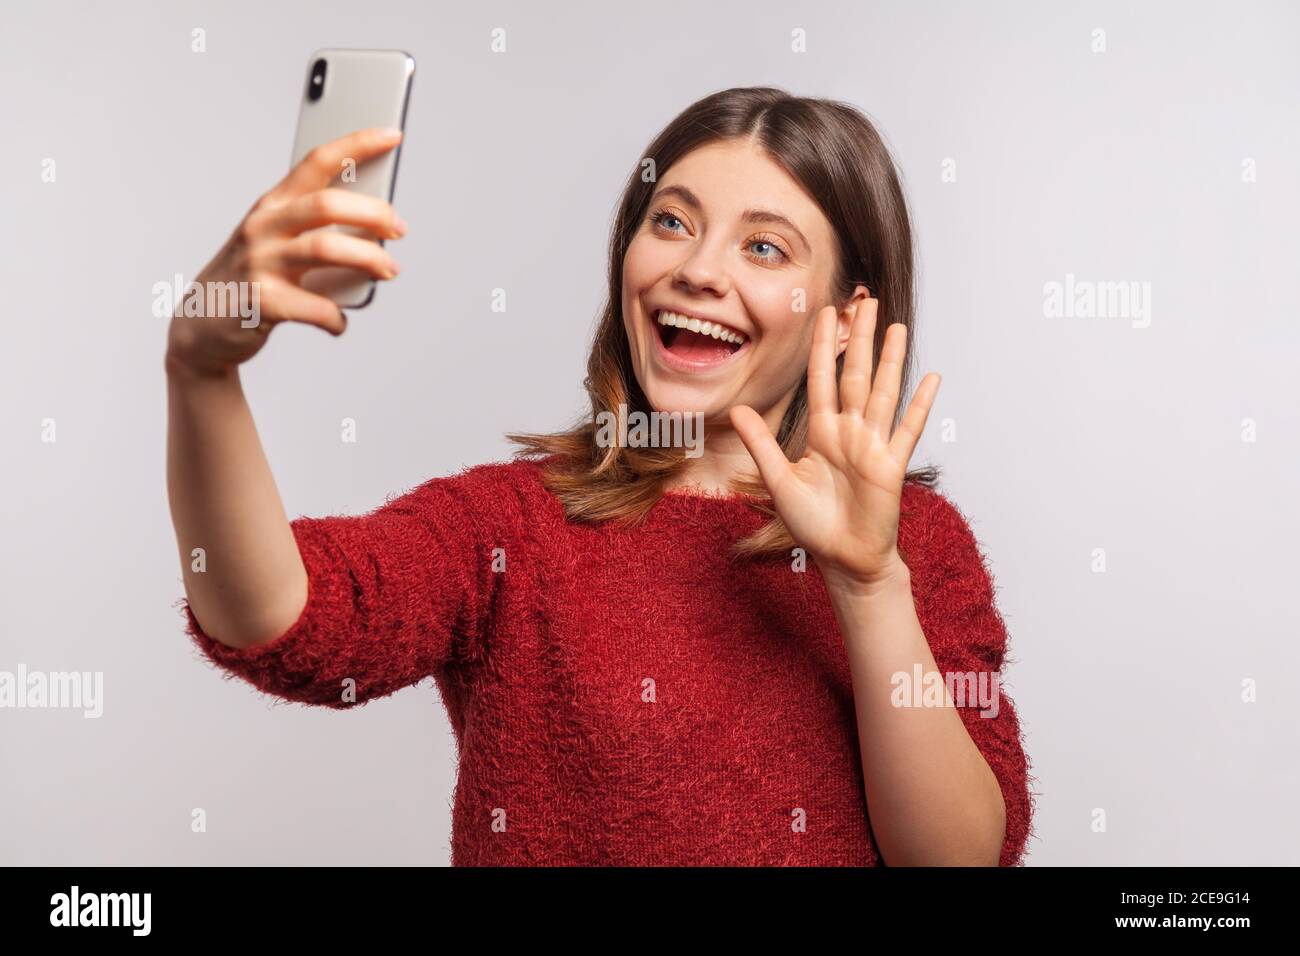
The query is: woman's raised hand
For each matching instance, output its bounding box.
[165,127,407,377]
[730,299,941,594]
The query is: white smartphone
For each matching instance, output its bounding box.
[290,48,415,309]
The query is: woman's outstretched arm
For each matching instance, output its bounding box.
[165,128,406,649]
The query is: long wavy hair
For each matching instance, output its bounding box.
[509,86,939,557]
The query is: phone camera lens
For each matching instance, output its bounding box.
[307,58,327,101]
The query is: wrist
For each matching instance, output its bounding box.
[164,345,238,385]
[820,553,912,602]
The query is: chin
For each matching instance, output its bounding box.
[642,379,731,420]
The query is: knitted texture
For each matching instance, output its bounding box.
[181,457,1036,866]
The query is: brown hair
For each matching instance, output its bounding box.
[508,86,939,557]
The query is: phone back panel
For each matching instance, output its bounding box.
[290,49,414,308]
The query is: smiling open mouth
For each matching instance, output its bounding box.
[654,309,747,367]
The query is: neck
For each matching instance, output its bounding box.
[663,427,756,494]
[664,399,791,495]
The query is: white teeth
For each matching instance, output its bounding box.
[655,310,747,346]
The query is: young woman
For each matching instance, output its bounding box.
[167,86,1034,866]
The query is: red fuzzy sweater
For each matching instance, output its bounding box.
[182,457,1034,866]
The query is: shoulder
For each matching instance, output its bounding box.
[436,456,548,493]
[291,459,559,554]
[900,481,980,547]
[898,481,997,597]
[395,456,547,505]
[384,455,561,527]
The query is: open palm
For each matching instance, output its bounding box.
[730,299,941,591]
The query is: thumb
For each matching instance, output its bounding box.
[729,405,793,499]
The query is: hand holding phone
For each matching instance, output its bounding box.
[290,49,415,308]
[166,128,407,377]
[165,50,415,378]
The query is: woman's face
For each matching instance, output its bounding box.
[621,137,865,427]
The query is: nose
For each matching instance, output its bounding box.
[671,238,731,298]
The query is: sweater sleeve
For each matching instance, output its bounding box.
[181,467,507,709]
[908,488,1036,867]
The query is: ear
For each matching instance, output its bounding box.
[834,284,873,357]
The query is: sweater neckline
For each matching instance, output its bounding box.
[648,486,770,523]
[658,484,763,504]
[663,486,753,500]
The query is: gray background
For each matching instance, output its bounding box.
[2,0,1297,865]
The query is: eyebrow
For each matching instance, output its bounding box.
[650,184,811,256]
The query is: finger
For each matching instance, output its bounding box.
[865,321,907,435]
[729,404,794,499]
[839,297,878,416]
[268,230,400,280]
[807,306,839,417]
[259,277,348,335]
[266,127,403,202]
[250,188,406,240]
[889,372,941,463]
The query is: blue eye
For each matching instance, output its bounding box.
[649,209,685,232]
[749,239,786,261]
